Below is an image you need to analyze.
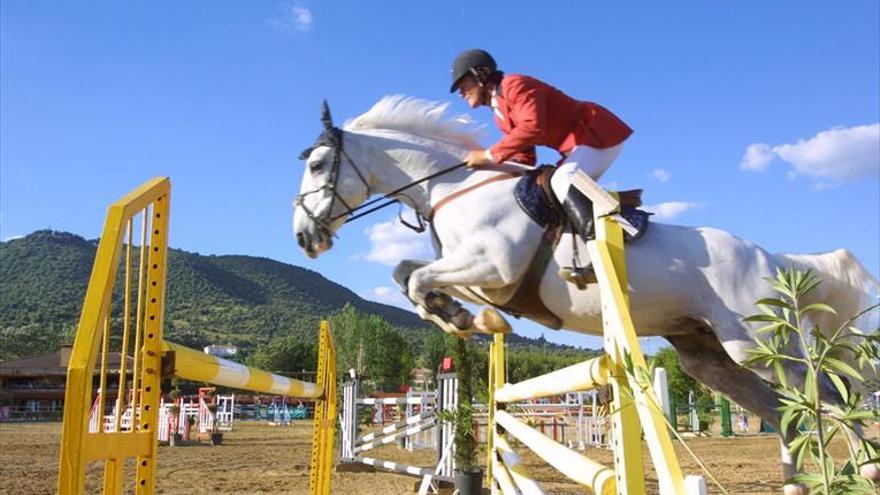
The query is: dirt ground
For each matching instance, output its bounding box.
[0,421,870,494]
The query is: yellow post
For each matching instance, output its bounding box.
[133,184,170,495]
[589,213,688,495]
[57,177,336,495]
[593,214,646,494]
[58,177,171,495]
[486,334,501,488]
[309,321,336,495]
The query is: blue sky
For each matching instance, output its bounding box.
[2,2,878,351]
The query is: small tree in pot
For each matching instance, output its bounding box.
[167,387,181,446]
[204,388,223,446]
[450,337,482,494]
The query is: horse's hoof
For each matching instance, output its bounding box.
[451,309,474,330]
[416,305,474,338]
[783,482,809,495]
[860,462,880,481]
[474,307,511,334]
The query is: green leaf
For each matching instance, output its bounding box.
[752,323,786,335]
[823,357,864,381]
[779,408,795,433]
[756,298,793,309]
[789,434,809,462]
[800,276,822,296]
[827,373,850,403]
[800,303,838,316]
[774,361,788,388]
[744,314,786,323]
[804,371,816,404]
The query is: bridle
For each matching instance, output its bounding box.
[295,107,371,238]
[296,100,468,238]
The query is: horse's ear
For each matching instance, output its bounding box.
[321,99,334,131]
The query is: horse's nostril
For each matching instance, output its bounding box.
[296,232,306,248]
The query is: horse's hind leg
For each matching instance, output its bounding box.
[665,330,808,494]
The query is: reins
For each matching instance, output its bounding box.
[339,161,469,225]
[297,101,523,234]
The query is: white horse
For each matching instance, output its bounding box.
[293,96,879,492]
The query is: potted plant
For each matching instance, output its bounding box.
[207,402,223,445]
[167,388,181,446]
[184,415,195,442]
[204,388,223,445]
[450,337,482,494]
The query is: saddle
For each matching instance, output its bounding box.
[485,166,651,329]
[515,165,648,234]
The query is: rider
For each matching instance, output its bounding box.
[450,48,633,247]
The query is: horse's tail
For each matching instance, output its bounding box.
[776,248,878,330]
[776,249,879,391]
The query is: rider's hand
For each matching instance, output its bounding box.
[465,149,494,168]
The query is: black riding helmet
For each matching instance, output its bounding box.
[449,49,497,93]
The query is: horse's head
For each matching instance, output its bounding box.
[293,101,370,258]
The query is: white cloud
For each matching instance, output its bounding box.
[364,286,412,309]
[3,235,24,242]
[643,201,701,221]
[267,2,313,33]
[361,220,432,266]
[649,168,672,182]
[739,123,880,183]
[739,143,774,172]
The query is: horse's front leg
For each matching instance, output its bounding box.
[394,254,513,336]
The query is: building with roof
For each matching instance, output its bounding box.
[0,345,132,421]
[203,344,238,358]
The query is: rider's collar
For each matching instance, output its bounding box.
[490,86,504,121]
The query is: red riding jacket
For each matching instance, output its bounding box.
[488,74,633,165]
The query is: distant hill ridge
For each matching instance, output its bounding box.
[0,230,580,361]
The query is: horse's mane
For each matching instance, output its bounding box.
[344,95,481,149]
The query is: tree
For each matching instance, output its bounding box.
[651,346,710,405]
[329,304,415,392]
[245,335,317,375]
[744,268,879,493]
[420,331,450,373]
[362,318,414,391]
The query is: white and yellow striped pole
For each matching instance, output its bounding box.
[493,355,609,403]
[162,341,324,399]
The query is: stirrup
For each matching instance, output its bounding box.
[558,265,596,290]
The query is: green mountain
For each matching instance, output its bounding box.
[0,230,580,361]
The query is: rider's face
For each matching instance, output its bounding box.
[457,76,484,109]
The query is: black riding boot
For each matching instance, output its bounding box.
[562,187,595,242]
[559,187,597,288]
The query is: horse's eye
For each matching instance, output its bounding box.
[309,161,323,172]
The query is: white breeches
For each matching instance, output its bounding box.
[550,143,624,201]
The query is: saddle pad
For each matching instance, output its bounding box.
[514,165,562,228]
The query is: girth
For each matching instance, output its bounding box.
[483,166,565,329]
[483,223,564,329]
